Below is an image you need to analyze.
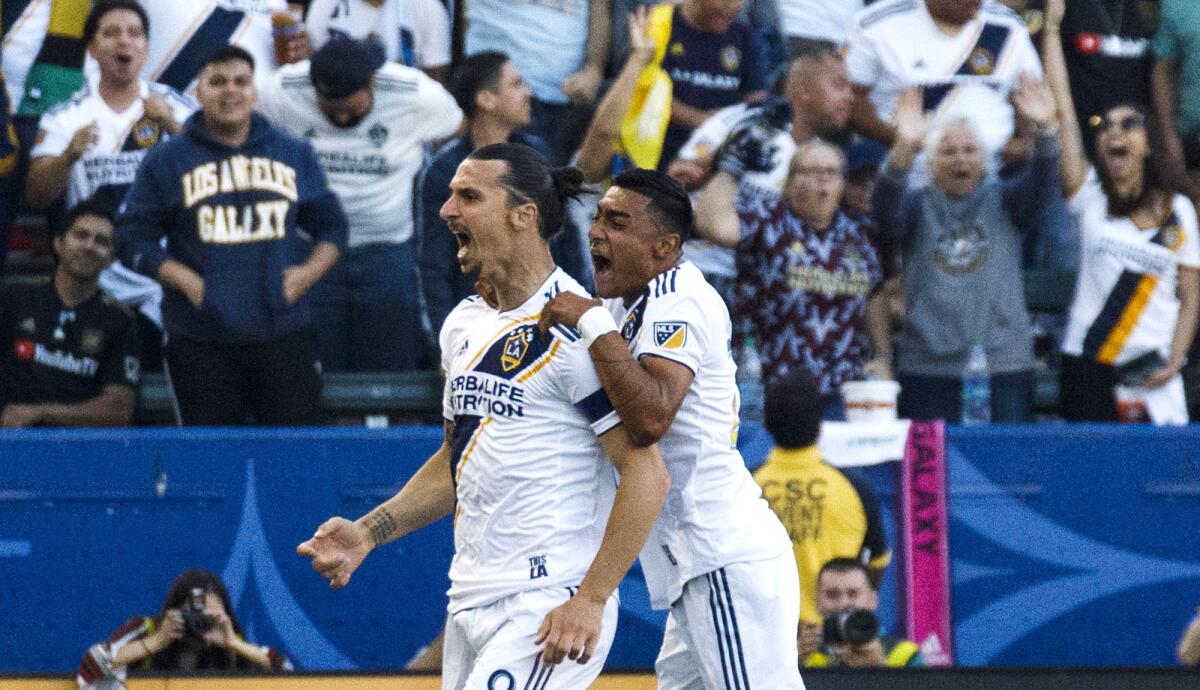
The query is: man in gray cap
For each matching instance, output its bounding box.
[258,38,463,372]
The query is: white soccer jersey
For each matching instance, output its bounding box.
[306,0,451,69]
[604,262,791,609]
[676,104,796,279]
[439,268,622,613]
[845,0,1041,160]
[1062,168,1200,366]
[780,0,865,45]
[257,61,461,247]
[108,0,290,95]
[31,80,195,325]
[31,81,195,210]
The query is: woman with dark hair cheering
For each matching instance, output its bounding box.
[1044,0,1200,424]
[77,569,291,689]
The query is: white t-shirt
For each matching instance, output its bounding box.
[257,61,462,247]
[845,0,1041,161]
[30,81,196,325]
[604,262,791,609]
[306,0,451,69]
[676,104,796,279]
[779,0,865,45]
[439,268,622,613]
[1062,168,1200,366]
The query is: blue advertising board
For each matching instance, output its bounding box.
[0,424,1196,671]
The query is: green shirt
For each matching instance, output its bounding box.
[1152,0,1200,135]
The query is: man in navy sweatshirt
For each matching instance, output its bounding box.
[116,45,348,426]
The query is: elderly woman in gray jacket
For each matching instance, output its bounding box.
[870,78,1061,423]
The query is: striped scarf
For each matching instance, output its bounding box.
[16,0,91,115]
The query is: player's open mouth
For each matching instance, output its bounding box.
[115,54,133,65]
[453,230,472,261]
[591,253,612,278]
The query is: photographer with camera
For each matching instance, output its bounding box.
[803,557,922,668]
[77,569,292,689]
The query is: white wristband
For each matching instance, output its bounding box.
[576,306,618,348]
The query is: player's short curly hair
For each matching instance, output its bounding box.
[612,168,694,243]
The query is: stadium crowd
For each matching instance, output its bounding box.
[1,0,1198,425]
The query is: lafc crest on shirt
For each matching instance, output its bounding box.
[654,321,687,349]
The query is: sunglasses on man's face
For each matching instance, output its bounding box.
[1089,113,1146,133]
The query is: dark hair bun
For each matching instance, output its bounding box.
[550,166,585,200]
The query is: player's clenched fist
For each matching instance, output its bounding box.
[538,292,602,333]
[296,517,372,589]
[534,593,605,666]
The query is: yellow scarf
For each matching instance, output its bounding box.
[618,2,675,170]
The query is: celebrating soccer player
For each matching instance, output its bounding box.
[298,144,670,688]
[539,168,805,689]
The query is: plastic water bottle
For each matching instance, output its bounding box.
[961,341,991,425]
[737,337,764,424]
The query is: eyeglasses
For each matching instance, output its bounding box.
[1089,113,1146,133]
[794,166,843,179]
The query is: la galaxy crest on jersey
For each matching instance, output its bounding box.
[654,321,687,349]
[501,329,531,372]
[132,117,162,149]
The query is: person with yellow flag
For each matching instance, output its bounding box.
[618,0,767,172]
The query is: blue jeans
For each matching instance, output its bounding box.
[310,241,422,371]
[897,370,1034,423]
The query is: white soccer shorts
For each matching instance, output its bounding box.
[442,587,619,690]
[655,550,806,689]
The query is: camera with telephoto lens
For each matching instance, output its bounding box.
[822,608,879,646]
[180,586,214,638]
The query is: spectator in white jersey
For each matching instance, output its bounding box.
[24,0,196,368]
[298,144,669,684]
[1044,0,1200,425]
[539,169,803,689]
[258,38,462,371]
[305,0,452,84]
[846,0,1042,170]
[116,0,309,95]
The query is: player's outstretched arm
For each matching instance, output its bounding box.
[540,294,694,447]
[297,421,458,589]
[535,427,669,665]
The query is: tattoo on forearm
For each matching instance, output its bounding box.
[364,509,399,548]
